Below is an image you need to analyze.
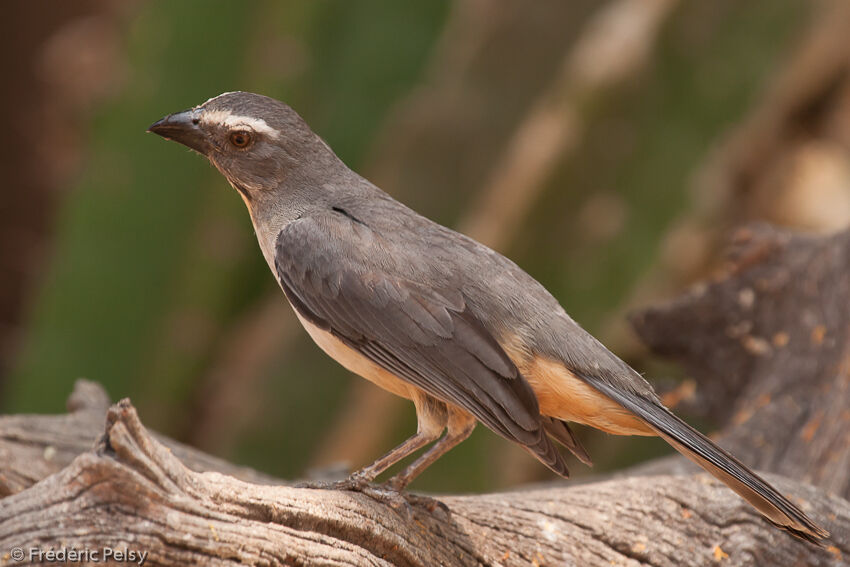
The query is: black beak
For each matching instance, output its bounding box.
[147,109,211,155]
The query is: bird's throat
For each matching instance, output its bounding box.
[230,181,253,203]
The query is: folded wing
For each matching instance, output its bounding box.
[274,212,568,476]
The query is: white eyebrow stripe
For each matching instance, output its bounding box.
[201,109,280,139]
[201,91,237,106]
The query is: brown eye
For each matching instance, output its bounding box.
[229,131,252,148]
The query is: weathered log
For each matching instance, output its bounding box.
[3,225,850,565]
[0,380,279,498]
[1,399,846,567]
[631,225,850,499]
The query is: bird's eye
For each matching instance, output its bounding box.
[229,131,252,148]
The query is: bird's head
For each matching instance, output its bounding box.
[148,92,339,206]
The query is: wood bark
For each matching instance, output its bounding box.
[631,225,850,499]
[2,225,850,565]
[0,395,846,567]
[0,380,279,498]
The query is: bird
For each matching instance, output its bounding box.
[149,91,827,542]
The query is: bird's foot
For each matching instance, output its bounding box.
[295,476,449,518]
[392,490,451,517]
[294,473,371,492]
[359,485,450,520]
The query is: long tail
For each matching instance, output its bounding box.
[587,378,829,543]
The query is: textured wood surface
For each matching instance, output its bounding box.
[632,225,850,499]
[1,398,846,566]
[3,226,850,565]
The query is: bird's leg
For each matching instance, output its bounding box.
[346,428,441,485]
[367,409,475,517]
[294,429,439,492]
[384,409,476,493]
[297,394,446,492]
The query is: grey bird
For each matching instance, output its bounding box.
[149,91,827,542]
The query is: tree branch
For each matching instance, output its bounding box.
[4,226,850,565]
[1,397,846,566]
[631,225,850,499]
[0,380,279,498]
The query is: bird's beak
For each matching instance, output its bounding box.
[147,109,211,155]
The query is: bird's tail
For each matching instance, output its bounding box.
[588,379,829,543]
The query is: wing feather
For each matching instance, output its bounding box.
[275,214,568,475]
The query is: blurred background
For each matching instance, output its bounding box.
[2,0,850,492]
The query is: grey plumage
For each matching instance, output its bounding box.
[149,91,828,542]
[274,209,568,475]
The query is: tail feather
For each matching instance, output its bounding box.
[543,416,593,466]
[586,378,829,542]
[523,430,572,478]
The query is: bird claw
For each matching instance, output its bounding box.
[363,483,451,520]
[393,491,451,518]
[295,477,450,519]
[294,475,371,492]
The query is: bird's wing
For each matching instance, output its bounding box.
[274,212,567,476]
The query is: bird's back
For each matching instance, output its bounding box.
[327,183,659,404]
